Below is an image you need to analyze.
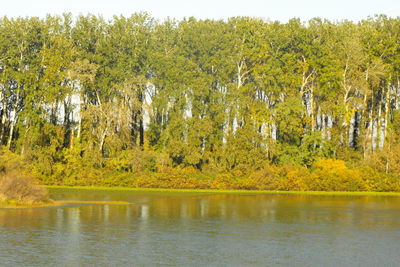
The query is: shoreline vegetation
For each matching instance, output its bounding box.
[0,170,50,206]
[3,186,400,209]
[0,199,130,209]
[1,147,400,198]
[46,185,400,197]
[1,15,400,198]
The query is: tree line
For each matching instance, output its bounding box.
[0,13,400,190]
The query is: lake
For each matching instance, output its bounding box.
[1,188,400,266]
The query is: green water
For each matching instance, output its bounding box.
[1,188,400,266]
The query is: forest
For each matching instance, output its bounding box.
[0,13,400,191]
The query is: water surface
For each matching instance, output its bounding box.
[1,189,400,266]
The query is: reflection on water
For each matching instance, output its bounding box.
[1,190,400,266]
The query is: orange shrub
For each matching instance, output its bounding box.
[308,159,364,191]
[233,177,260,190]
[211,174,234,189]
[358,166,400,192]
[279,166,309,191]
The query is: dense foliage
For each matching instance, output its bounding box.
[1,14,400,191]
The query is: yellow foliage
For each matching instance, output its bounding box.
[280,167,309,191]
[211,174,234,190]
[309,159,364,191]
[2,147,400,192]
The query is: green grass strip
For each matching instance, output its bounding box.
[44,185,400,196]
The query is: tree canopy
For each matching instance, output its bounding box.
[1,14,400,191]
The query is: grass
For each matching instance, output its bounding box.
[45,185,400,197]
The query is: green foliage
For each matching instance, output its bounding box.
[275,97,306,145]
[0,15,399,192]
[300,131,334,166]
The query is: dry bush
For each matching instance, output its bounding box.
[0,172,49,204]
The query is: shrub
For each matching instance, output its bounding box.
[308,159,364,191]
[278,165,309,191]
[133,167,209,189]
[0,147,25,172]
[211,174,234,189]
[0,172,49,204]
[244,165,282,190]
[359,166,400,192]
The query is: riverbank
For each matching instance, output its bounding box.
[38,160,400,192]
[0,199,130,209]
[3,148,400,193]
[45,185,400,197]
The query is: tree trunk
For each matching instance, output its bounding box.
[7,120,15,149]
[138,91,145,147]
[139,117,144,147]
[310,87,315,132]
[76,116,81,144]
[377,100,383,151]
[0,97,7,145]
[99,130,107,154]
[7,91,19,149]
[69,129,74,149]
[383,80,391,148]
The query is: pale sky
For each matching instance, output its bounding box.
[1,0,399,22]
